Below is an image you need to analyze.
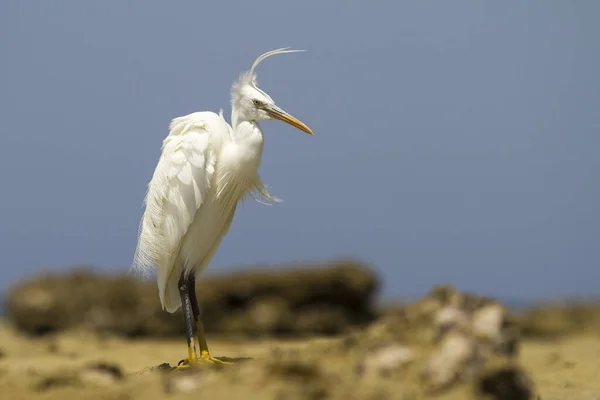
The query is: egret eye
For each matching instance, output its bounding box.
[253,99,262,107]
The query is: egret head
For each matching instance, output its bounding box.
[231,48,313,135]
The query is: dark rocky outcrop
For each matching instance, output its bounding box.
[6,259,378,338]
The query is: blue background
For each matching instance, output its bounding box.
[1,1,598,302]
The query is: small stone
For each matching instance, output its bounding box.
[358,344,414,377]
[476,366,534,400]
[80,362,124,386]
[155,362,173,371]
[435,306,470,337]
[35,373,81,391]
[164,373,201,394]
[424,331,480,390]
[472,304,519,357]
[472,304,505,341]
[163,369,206,394]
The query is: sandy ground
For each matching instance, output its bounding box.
[0,321,599,400]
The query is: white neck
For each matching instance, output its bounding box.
[230,108,265,168]
[231,107,243,132]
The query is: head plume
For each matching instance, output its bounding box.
[234,48,305,91]
[230,48,306,125]
[249,48,305,82]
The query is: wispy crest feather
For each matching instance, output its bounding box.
[232,48,305,102]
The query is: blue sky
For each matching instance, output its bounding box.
[1,1,599,302]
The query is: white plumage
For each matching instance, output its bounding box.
[133,48,313,315]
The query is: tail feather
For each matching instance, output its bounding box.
[157,263,182,313]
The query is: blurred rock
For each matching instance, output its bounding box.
[79,362,124,386]
[34,362,124,392]
[351,285,528,395]
[423,331,481,391]
[365,285,517,350]
[6,259,378,338]
[163,369,206,394]
[476,366,535,400]
[7,266,181,337]
[434,305,470,338]
[4,283,545,400]
[518,300,600,339]
[472,303,519,357]
[356,343,415,378]
[35,372,81,392]
[235,356,330,400]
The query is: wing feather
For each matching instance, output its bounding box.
[132,112,231,289]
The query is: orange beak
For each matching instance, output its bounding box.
[266,105,314,135]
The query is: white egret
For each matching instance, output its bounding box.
[133,48,313,366]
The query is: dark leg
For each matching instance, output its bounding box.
[186,273,210,358]
[187,274,200,323]
[179,272,199,363]
[177,271,231,367]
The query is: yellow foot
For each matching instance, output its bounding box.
[176,356,229,368]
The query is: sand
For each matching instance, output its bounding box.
[3,268,600,399]
[0,321,599,400]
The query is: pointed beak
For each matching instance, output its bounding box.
[265,105,314,135]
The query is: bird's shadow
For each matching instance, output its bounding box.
[152,356,254,372]
[214,356,254,363]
